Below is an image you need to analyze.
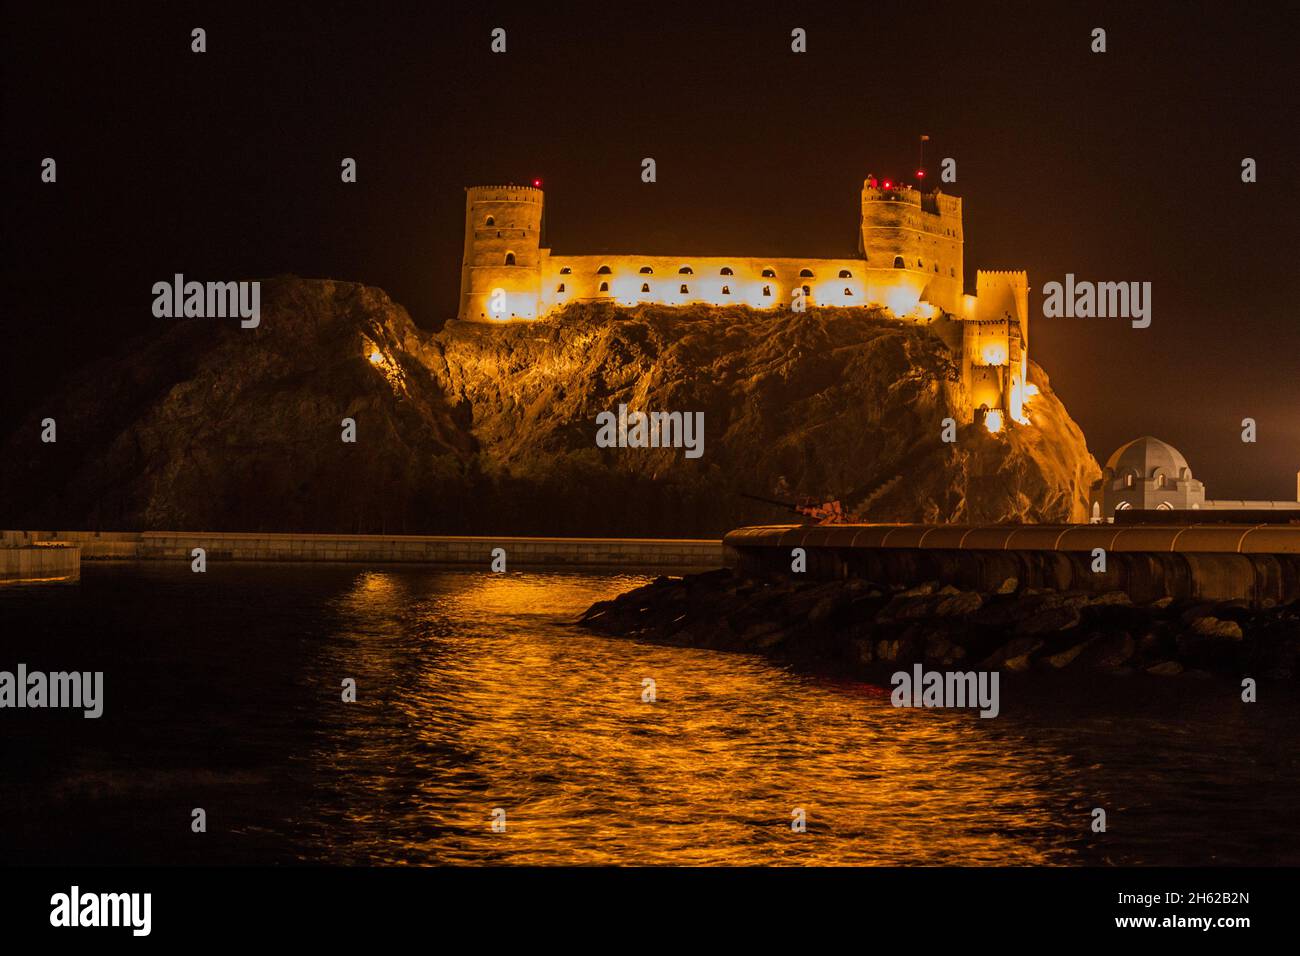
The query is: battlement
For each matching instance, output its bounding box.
[861,183,962,219]
[465,185,544,204]
[466,184,543,194]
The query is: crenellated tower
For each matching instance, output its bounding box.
[459,185,544,320]
[858,179,964,314]
[963,271,1030,425]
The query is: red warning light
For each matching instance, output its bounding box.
[883,180,892,188]
[532,178,542,187]
[916,170,925,178]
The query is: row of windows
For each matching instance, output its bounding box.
[502,256,956,281]
[515,259,956,277]
[1121,472,1185,489]
[559,282,854,298]
[553,264,845,278]
[506,256,956,274]
[1112,501,1177,511]
[540,262,949,277]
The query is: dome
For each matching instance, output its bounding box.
[1105,436,1192,480]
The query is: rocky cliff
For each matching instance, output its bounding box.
[1,277,1099,535]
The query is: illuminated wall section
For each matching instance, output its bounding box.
[537,255,932,314]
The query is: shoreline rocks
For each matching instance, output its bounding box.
[577,569,1300,682]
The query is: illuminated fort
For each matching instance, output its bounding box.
[457,177,1031,427]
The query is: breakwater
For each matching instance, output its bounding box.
[1,530,722,570]
[724,523,1300,607]
[580,568,1300,682]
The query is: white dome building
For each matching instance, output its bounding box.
[1089,436,1300,522]
[1089,436,1206,521]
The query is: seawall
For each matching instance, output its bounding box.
[0,541,80,582]
[1,530,723,570]
[724,523,1300,607]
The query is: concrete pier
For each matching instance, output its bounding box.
[724,523,1300,607]
[1,530,723,570]
[0,540,80,583]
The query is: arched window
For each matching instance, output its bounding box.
[505,252,516,265]
[679,284,689,294]
[1124,473,1135,489]
[838,269,852,278]
[950,267,956,277]
[1091,501,1101,522]
[761,268,776,278]
[894,256,905,269]
[485,216,495,226]
[799,269,814,278]
[597,265,612,274]
[720,267,734,276]
[679,266,694,275]
[1155,473,1167,489]
[1115,501,1132,511]
[721,285,731,295]
[917,259,923,268]
[559,267,571,275]
[802,285,811,296]
[844,287,852,296]
[639,266,653,274]
[762,285,772,296]
[1156,501,1174,510]
[556,283,565,293]
[599,281,609,292]
[641,283,650,293]
[934,264,939,272]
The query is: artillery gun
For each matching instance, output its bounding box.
[739,493,846,525]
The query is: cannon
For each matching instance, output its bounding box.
[740,492,846,525]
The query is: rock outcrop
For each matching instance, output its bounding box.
[1,278,1100,535]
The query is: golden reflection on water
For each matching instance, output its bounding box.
[318,570,1092,866]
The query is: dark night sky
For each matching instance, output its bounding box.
[3,0,1297,500]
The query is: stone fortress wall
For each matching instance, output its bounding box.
[456,178,1029,425]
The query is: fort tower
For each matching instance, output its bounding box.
[459,185,544,321]
[858,178,963,314]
